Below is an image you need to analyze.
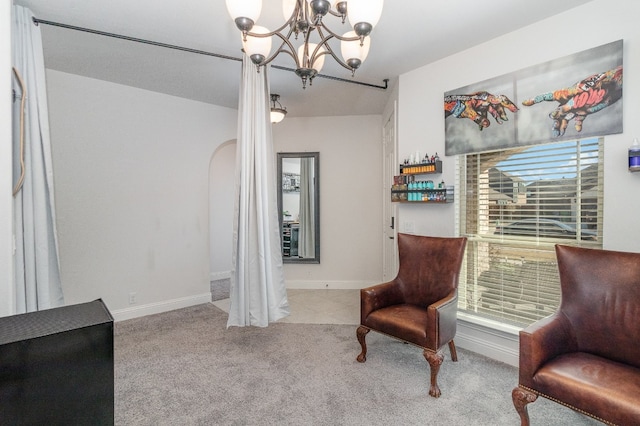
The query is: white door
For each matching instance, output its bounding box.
[382,103,398,281]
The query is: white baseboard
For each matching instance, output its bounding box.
[210,271,231,281]
[285,280,376,290]
[210,277,376,290]
[111,293,212,322]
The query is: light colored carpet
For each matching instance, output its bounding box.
[212,288,360,325]
[114,303,602,425]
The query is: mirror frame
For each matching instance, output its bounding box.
[277,152,320,264]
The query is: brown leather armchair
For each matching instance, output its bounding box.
[513,244,640,426]
[356,233,467,397]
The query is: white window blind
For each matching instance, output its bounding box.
[458,138,603,327]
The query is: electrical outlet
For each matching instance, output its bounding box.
[403,221,415,233]
[128,292,137,305]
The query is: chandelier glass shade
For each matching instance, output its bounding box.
[226,0,383,88]
[270,94,287,123]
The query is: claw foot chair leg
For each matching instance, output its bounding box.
[512,387,537,426]
[423,349,444,398]
[356,326,370,363]
[448,340,458,362]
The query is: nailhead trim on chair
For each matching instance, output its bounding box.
[518,385,616,426]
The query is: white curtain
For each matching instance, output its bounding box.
[227,55,290,327]
[11,5,64,313]
[298,158,315,258]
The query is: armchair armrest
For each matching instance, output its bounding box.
[360,280,403,323]
[518,312,577,388]
[427,289,458,350]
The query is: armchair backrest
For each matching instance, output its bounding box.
[395,233,467,308]
[556,244,640,368]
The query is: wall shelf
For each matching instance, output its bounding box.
[399,160,442,175]
[391,189,452,203]
[392,160,452,203]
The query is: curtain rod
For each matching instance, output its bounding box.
[32,17,389,90]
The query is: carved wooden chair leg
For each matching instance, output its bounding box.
[356,326,370,363]
[512,386,537,426]
[448,339,458,362]
[423,349,444,398]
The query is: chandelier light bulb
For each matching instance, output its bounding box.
[332,0,348,17]
[226,0,262,31]
[270,94,287,123]
[298,42,326,73]
[282,0,296,21]
[242,25,272,65]
[347,0,383,37]
[271,110,286,123]
[340,31,370,70]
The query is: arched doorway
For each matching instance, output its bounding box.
[208,139,236,301]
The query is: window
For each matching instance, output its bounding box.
[457,138,603,327]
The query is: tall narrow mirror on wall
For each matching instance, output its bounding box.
[277,152,320,264]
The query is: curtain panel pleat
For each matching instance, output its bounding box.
[227,55,290,327]
[11,5,64,313]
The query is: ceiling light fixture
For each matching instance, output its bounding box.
[226,0,383,89]
[270,94,288,123]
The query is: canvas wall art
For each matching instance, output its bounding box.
[444,40,623,156]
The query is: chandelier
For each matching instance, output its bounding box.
[270,94,287,123]
[225,0,384,88]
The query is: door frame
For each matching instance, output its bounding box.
[382,101,398,281]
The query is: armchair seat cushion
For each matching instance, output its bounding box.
[365,304,428,347]
[531,352,640,425]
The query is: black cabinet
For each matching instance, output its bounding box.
[0,299,114,425]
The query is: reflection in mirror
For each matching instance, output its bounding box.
[277,152,320,263]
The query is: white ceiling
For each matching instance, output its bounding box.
[15,0,595,118]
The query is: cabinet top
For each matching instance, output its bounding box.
[0,299,113,345]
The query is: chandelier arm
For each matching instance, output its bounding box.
[327,9,347,25]
[244,0,302,40]
[301,27,316,69]
[245,21,293,40]
[300,0,308,24]
[316,23,360,42]
[264,48,298,68]
[256,30,302,69]
[310,29,354,73]
[316,45,354,73]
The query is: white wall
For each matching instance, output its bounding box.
[45,68,383,321]
[273,115,384,289]
[0,1,14,317]
[400,0,640,252]
[206,115,385,289]
[398,0,640,365]
[209,140,235,281]
[46,70,237,320]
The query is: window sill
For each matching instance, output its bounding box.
[458,312,522,336]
